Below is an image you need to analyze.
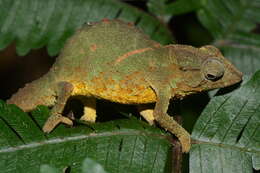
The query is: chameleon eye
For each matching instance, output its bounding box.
[205,73,219,81]
[202,58,225,81]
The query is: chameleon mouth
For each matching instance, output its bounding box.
[221,63,243,87]
[210,65,242,89]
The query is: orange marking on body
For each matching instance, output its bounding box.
[115,47,153,64]
[71,81,91,96]
[153,43,161,48]
[80,48,85,54]
[127,22,134,26]
[102,18,110,23]
[90,44,97,51]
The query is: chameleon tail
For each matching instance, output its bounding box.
[7,79,56,112]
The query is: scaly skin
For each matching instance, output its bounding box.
[7,19,243,153]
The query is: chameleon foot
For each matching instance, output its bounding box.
[80,105,96,123]
[42,114,73,133]
[80,97,97,123]
[178,133,191,153]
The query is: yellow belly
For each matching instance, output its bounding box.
[71,81,156,104]
[71,81,91,96]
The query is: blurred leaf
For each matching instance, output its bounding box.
[82,158,108,173]
[0,102,173,173]
[148,0,202,20]
[0,0,173,56]
[40,165,60,173]
[197,0,260,75]
[190,70,260,173]
[147,0,172,21]
[39,158,108,173]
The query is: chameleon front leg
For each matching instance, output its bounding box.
[153,87,191,153]
[79,97,97,123]
[42,82,74,133]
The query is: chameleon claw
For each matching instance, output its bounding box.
[42,114,73,133]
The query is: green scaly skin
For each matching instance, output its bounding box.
[7,19,243,152]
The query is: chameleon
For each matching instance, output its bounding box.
[7,19,242,153]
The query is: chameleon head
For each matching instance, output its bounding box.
[172,45,243,93]
[197,45,243,90]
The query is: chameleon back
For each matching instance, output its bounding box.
[45,19,163,104]
[51,19,161,81]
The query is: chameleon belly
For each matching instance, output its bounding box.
[71,81,156,104]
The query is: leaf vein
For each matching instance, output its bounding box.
[127,136,138,171]
[0,131,169,153]
[220,100,248,142]
[151,142,160,173]
[198,95,232,139]
[240,103,260,146]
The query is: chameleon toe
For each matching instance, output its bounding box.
[42,114,73,133]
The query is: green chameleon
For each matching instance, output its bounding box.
[7,19,242,153]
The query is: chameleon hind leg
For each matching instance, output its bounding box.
[80,97,97,123]
[42,82,74,133]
